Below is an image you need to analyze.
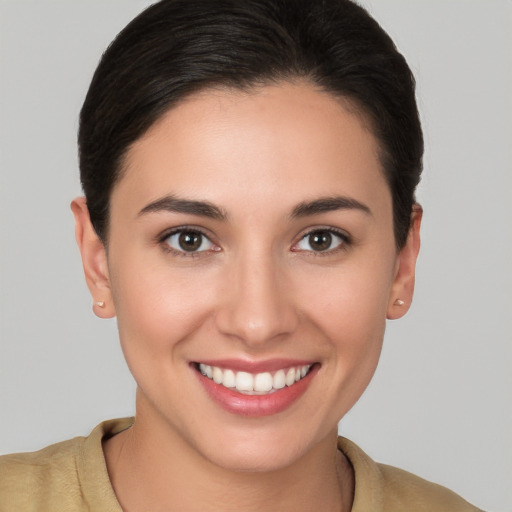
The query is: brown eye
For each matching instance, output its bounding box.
[294,229,348,253]
[164,229,214,253]
[178,231,203,251]
[308,231,332,251]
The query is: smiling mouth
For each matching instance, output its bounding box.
[194,363,313,395]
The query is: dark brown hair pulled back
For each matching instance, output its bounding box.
[78,0,423,247]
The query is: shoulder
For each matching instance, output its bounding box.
[0,436,85,510]
[376,462,483,512]
[338,437,484,512]
[0,418,132,512]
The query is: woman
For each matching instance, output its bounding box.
[0,0,488,510]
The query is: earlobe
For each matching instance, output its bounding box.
[387,204,422,320]
[71,197,116,319]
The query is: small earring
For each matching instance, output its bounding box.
[95,301,105,308]
[394,299,405,306]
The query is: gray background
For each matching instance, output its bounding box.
[1,1,511,510]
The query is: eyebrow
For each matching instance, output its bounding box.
[138,194,371,221]
[291,196,372,218]
[138,195,228,221]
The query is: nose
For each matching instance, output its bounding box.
[215,251,299,347]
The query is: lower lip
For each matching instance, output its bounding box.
[195,365,318,417]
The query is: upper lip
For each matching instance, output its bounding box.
[193,358,316,373]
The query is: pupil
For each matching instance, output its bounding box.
[179,231,202,251]
[310,231,331,251]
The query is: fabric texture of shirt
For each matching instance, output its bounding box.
[0,418,483,511]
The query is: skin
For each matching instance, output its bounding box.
[72,81,421,512]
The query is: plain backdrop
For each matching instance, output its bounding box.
[1,1,511,510]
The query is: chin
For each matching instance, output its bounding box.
[203,441,305,473]
[192,420,331,474]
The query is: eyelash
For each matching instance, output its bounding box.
[291,227,351,256]
[158,226,219,258]
[157,226,351,258]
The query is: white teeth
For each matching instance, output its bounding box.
[212,366,223,384]
[199,363,212,378]
[254,372,273,392]
[198,363,312,394]
[223,369,236,388]
[285,368,295,386]
[273,369,286,389]
[236,371,254,392]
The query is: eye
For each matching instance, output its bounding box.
[293,229,348,253]
[163,229,216,254]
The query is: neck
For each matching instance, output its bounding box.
[103,393,354,512]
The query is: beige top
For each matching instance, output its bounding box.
[0,418,482,511]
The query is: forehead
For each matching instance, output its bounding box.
[113,81,390,218]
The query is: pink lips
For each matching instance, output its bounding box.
[194,360,318,417]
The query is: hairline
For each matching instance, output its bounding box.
[101,77,397,246]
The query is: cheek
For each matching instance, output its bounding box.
[110,259,219,363]
[294,255,395,381]
[296,254,394,331]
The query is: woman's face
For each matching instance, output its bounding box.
[76,82,420,471]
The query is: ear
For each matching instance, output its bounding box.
[71,197,116,319]
[387,204,422,320]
